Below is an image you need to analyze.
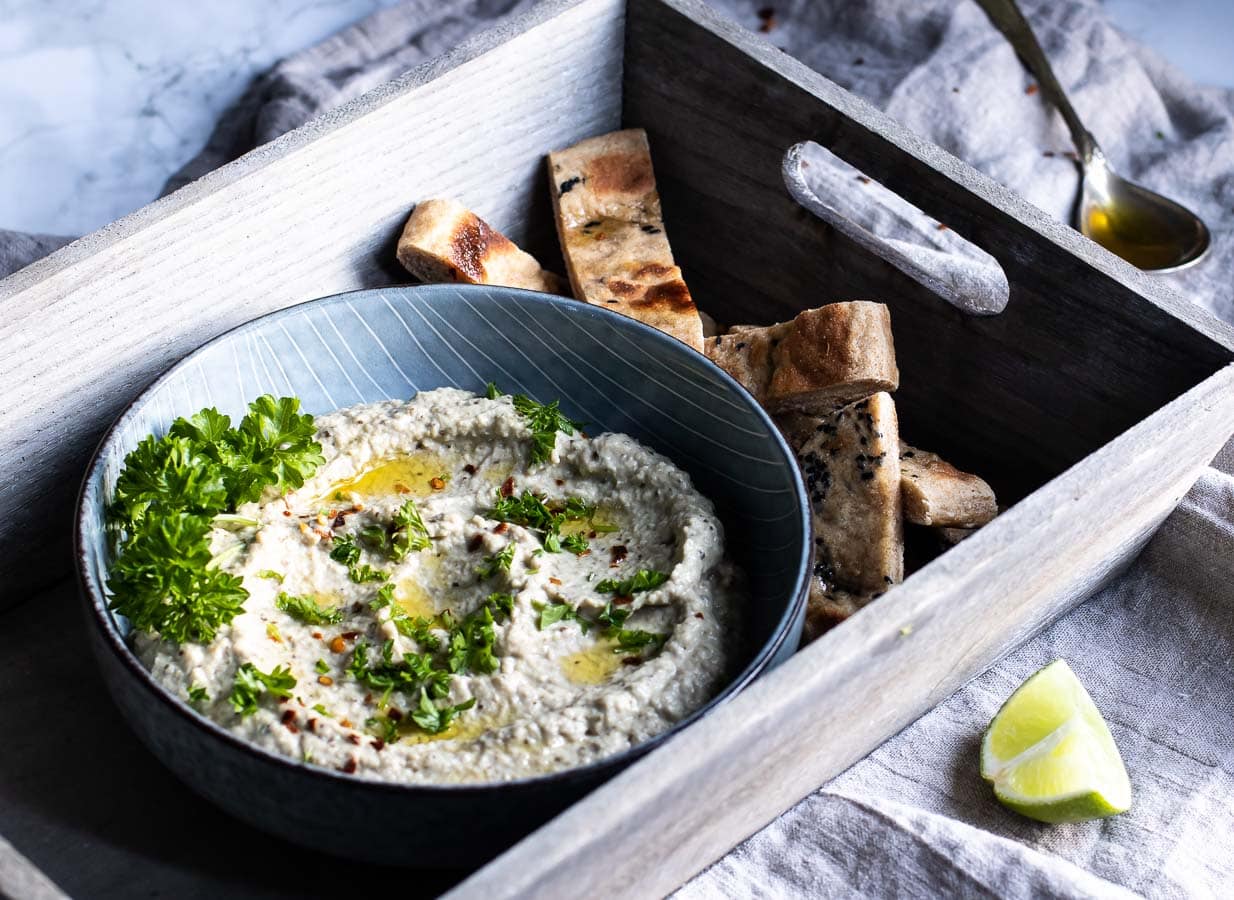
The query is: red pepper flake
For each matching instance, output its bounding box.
[429,477,446,491]
[341,631,360,640]
[549,577,562,586]
[371,739,386,751]
[468,534,484,553]
[610,545,628,566]
[500,476,515,497]
[332,513,346,529]
[695,612,705,620]
[589,531,597,539]
[622,656,641,666]
[394,482,411,494]
[493,522,509,535]
[282,509,292,517]
[281,709,296,725]
[856,175,871,184]
[464,464,477,475]
[387,707,404,722]
[614,595,633,605]
[936,223,949,231]
[307,718,318,733]
[1025,83,1038,95]
[340,718,354,729]
[555,479,565,487]
[312,631,323,640]
[347,733,362,746]
[341,758,358,774]
[285,723,299,734]
[756,5,776,31]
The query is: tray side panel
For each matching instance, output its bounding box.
[451,362,1234,899]
[0,0,623,606]
[622,0,1234,502]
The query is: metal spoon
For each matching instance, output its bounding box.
[974,0,1210,272]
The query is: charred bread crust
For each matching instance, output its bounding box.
[898,442,997,528]
[779,392,904,607]
[767,302,899,413]
[396,199,563,294]
[804,581,872,642]
[547,129,704,351]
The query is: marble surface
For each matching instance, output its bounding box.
[0,0,1230,237]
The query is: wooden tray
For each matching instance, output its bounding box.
[3,0,1233,895]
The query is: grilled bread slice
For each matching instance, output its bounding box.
[779,392,904,639]
[766,301,899,412]
[547,129,703,351]
[706,302,897,411]
[396,199,563,294]
[899,442,997,528]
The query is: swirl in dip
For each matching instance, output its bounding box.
[136,388,741,782]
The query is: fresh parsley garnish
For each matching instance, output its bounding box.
[537,601,589,633]
[366,714,401,744]
[596,569,670,597]
[315,659,330,675]
[311,703,332,718]
[411,688,475,735]
[276,591,344,625]
[107,396,324,644]
[257,569,285,583]
[187,684,209,703]
[229,662,296,717]
[611,628,669,653]
[487,490,597,555]
[486,383,585,465]
[329,533,388,584]
[476,543,516,580]
[391,499,432,560]
[597,600,630,630]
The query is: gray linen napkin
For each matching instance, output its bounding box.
[3,0,1232,896]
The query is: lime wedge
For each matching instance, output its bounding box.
[980,659,1131,824]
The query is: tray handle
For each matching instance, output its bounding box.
[783,142,1010,316]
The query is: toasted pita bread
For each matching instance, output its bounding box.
[899,442,997,528]
[396,199,563,294]
[804,581,874,643]
[779,392,904,616]
[703,323,791,403]
[547,129,703,351]
[767,301,899,412]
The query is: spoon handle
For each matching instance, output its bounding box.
[972,0,1099,162]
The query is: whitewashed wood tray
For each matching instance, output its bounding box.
[3,0,1233,895]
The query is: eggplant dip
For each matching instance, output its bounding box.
[108,387,741,783]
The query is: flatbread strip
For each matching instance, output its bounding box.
[803,582,872,643]
[709,302,898,409]
[778,392,903,640]
[547,129,704,352]
[396,199,563,294]
[899,442,997,528]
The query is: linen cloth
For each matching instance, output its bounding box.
[3,0,1233,896]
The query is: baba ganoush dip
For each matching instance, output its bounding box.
[134,388,742,783]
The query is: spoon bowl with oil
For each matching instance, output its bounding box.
[976,0,1210,272]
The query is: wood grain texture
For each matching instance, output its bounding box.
[0,0,622,608]
[450,362,1234,900]
[623,0,1234,504]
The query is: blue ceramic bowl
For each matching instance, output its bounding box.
[76,285,809,866]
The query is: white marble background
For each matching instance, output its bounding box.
[0,0,1230,236]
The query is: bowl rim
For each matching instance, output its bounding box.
[75,283,811,795]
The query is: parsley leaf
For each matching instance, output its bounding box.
[611,629,669,654]
[561,532,590,555]
[476,543,515,580]
[229,662,296,717]
[187,684,209,703]
[315,658,330,675]
[537,601,589,633]
[329,534,388,584]
[257,569,285,583]
[410,688,475,735]
[485,383,584,464]
[107,512,248,644]
[487,490,596,555]
[595,569,670,597]
[597,600,631,630]
[391,499,431,560]
[276,591,344,625]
